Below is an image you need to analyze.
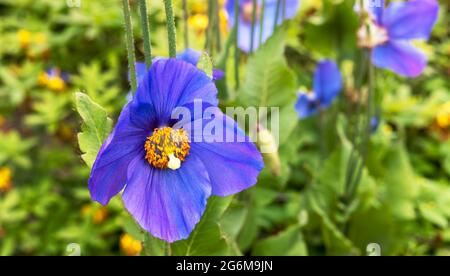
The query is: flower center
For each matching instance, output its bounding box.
[241,2,261,23]
[357,21,388,48]
[144,127,190,170]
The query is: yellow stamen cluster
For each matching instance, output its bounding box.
[144,127,190,170]
[120,234,142,256]
[0,167,13,193]
[357,21,388,49]
[81,204,109,224]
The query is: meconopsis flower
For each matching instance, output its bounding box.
[295,60,342,119]
[357,0,439,77]
[90,59,264,242]
[225,0,300,53]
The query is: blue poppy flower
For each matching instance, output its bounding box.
[295,60,342,119]
[90,59,264,242]
[357,0,439,77]
[226,0,300,53]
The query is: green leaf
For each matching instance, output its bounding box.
[252,225,307,256]
[238,26,296,108]
[171,196,234,256]
[75,92,112,168]
[197,52,214,79]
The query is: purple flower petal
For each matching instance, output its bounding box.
[372,40,427,78]
[383,0,439,40]
[295,92,319,119]
[123,153,211,242]
[313,60,342,107]
[181,107,264,196]
[132,59,218,126]
[88,104,148,205]
[176,48,202,65]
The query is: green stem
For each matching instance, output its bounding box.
[122,0,137,92]
[182,0,189,49]
[205,0,215,54]
[250,0,257,53]
[259,0,266,45]
[234,0,240,89]
[282,0,286,20]
[163,0,177,57]
[138,0,152,68]
[215,0,222,52]
[165,242,172,256]
[273,0,281,32]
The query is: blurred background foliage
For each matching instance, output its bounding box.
[0,0,449,256]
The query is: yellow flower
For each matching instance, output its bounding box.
[17,29,32,48]
[81,204,108,224]
[38,69,67,92]
[188,14,209,34]
[120,234,142,256]
[436,102,450,129]
[92,207,108,224]
[0,167,13,193]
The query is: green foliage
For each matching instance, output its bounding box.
[75,92,112,168]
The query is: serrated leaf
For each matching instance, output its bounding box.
[238,26,296,108]
[75,92,112,168]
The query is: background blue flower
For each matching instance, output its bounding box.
[295,60,342,119]
[226,0,300,53]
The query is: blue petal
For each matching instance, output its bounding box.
[382,0,439,40]
[181,106,263,196]
[132,59,219,126]
[122,153,211,242]
[313,60,342,107]
[372,40,427,78]
[295,92,319,119]
[212,69,225,81]
[88,104,148,205]
[176,48,202,65]
[227,0,299,52]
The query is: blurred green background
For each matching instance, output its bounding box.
[0,0,449,256]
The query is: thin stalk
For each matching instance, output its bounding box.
[259,0,266,45]
[163,0,177,57]
[273,0,281,32]
[205,0,216,54]
[215,0,222,52]
[282,0,286,20]
[122,0,137,92]
[250,0,257,53]
[165,242,172,256]
[182,0,189,49]
[234,0,240,89]
[138,0,152,68]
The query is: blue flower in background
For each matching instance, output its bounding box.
[91,59,263,242]
[295,60,342,119]
[226,0,300,53]
[357,0,439,77]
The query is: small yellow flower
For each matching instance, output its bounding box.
[92,207,108,224]
[120,234,142,256]
[0,167,13,193]
[382,124,393,135]
[81,204,108,224]
[17,29,32,49]
[188,14,209,34]
[436,102,450,129]
[38,69,67,92]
